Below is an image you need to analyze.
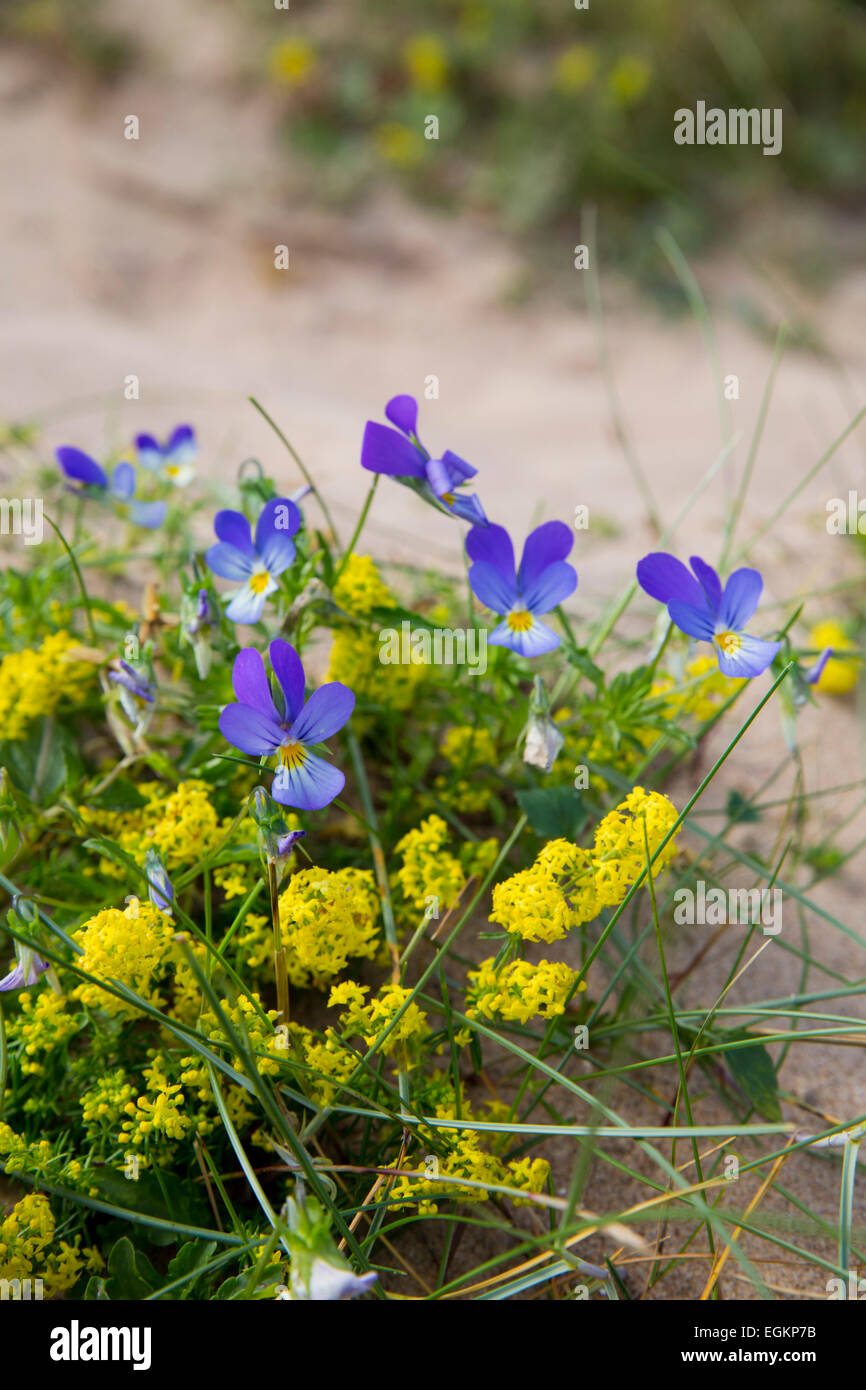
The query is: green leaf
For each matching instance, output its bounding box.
[165,1239,219,1297]
[104,1236,159,1299]
[722,1031,781,1121]
[516,785,587,840]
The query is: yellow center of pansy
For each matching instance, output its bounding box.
[441,491,456,506]
[249,571,271,595]
[165,464,180,477]
[507,608,533,633]
[278,741,307,770]
[715,630,741,656]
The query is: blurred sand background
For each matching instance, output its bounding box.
[0,0,864,1298]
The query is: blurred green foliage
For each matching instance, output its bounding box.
[256,0,866,263]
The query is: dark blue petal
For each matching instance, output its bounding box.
[257,498,300,573]
[361,421,426,477]
[689,556,722,616]
[637,552,706,610]
[269,639,306,722]
[290,682,355,745]
[232,648,279,719]
[667,599,717,641]
[214,509,255,557]
[384,395,418,437]
[444,491,488,525]
[519,521,574,593]
[206,541,255,581]
[468,560,518,615]
[219,702,282,755]
[522,559,577,614]
[57,446,107,489]
[718,568,763,632]
[465,523,516,585]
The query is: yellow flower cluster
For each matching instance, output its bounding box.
[268,38,316,87]
[79,779,228,877]
[119,1054,193,1149]
[0,630,94,740]
[490,841,598,943]
[383,1090,550,1216]
[287,1023,358,1106]
[329,980,430,1063]
[277,866,381,985]
[80,1070,137,1143]
[393,814,498,920]
[5,989,80,1073]
[435,725,498,814]
[0,1192,101,1295]
[491,789,680,941]
[467,957,583,1025]
[326,554,425,712]
[593,785,679,908]
[73,899,175,1016]
[403,34,448,91]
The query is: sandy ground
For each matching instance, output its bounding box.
[1,10,864,1299]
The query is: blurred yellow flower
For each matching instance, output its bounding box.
[608,55,651,107]
[404,34,448,91]
[554,44,599,95]
[809,620,859,695]
[374,122,424,169]
[268,38,316,88]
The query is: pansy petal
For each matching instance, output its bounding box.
[439,449,477,483]
[206,541,256,581]
[271,749,345,811]
[522,559,577,614]
[269,639,306,722]
[519,521,574,592]
[257,502,300,575]
[689,556,723,615]
[384,395,418,438]
[56,446,108,489]
[468,560,518,615]
[424,456,453,498]
[465,523,516,584]
[219,702,282,756]
[361,421,426,477]
[129,500,167,529]
[232,647,279,719]
[167,424,197,463]
[214,509,255,557]
[716,634,781,679]
[636,553,706,610]
[488,615,561,658]
[444,491,488,526]
[225,583,270,625]
[290,682,355,745]
[718,568,763,632]
[667,599,717,641]
[111,462,136,501]
[135,434,162,470]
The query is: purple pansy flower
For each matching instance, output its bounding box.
[206,499,301,625]
[361,395,487,525]
[136,424,198,487]
[219,640,354,811]
[56,447,166,529]
[636,552,781,678]
[0,944,49,992]
[466,520,577,657]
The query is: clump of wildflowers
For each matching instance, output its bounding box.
[0,631,94,739]
[73,900,175,1017]
[277,867,381,984]
[393,814,498,921]
[467,957,583,1025]
[593,786,679,908]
